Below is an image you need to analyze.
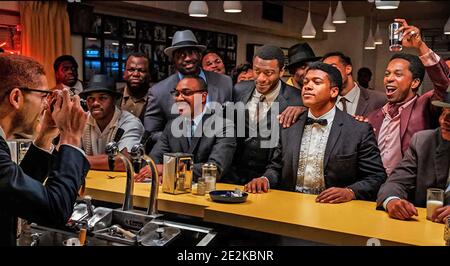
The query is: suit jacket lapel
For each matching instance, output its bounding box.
[324,109,344,168]
[355,88,369,116]
[188,113,213,153]
[434,133,450,187]
[400,97,416,141]
[276,83,289,111]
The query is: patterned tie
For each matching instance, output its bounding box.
[255,94,266,122]
[339,97,348,114]
[387,103,401,118]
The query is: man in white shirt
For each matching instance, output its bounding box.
[322,52,386,117]
[246,62,386,203]
[79,74,144,171]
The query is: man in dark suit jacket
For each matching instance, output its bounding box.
[322,52,386,117]
[367,19,449,176]
[376,95,450,223]
[225,45,303,185]
[246,62,386,203]
[149,76,236,180]
[0,54,89,246]
[143,30,232,149]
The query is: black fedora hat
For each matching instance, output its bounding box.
[79,74,122,98]
[287,43,321,69]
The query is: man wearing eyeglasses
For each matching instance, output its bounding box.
[140,76,236,182]
[0,54,89,246]
[120,53,151,122]
[143,30,233,152]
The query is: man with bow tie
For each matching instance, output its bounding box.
[245,62,386,204]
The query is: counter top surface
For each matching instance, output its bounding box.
[85,170,445,246]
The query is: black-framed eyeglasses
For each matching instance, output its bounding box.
[18,87,53,95]
[170,88,206,97]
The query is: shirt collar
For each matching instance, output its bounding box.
[0,126,6,140]
[308,106,336,124]
[381,95,418,118]
[177,69,207,84]
[254,80,282,103]
[338,82,359,103]
[192,104,209,128]
[122,85,146,102]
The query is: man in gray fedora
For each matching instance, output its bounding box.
[79,74,144,170]
[285,43,321,89]
[377,89,450,223]
[143,30,232,149]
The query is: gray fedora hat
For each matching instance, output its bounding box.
[287,43,321,69]
[432,87,450,108]
[164,30,206,58]
[79,74,122,98]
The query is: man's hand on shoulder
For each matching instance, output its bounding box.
[278,106,307,128]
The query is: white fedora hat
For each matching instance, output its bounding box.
[164,30,206,58]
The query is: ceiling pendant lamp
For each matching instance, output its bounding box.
[189,1,209,17]
[444,15,450,35]
[375,0,400,10]
[332,1,346,24]
[364,16,376,50]
[302,2,316,38]
[374,22,383,45]
[223,1,242,13]
[323,2,336,33]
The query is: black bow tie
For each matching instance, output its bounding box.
[305,117,328,126]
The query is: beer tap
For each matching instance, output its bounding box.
[105,128,135,211]
[130,131,160,216]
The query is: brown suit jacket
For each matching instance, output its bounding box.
[367,59,449,154]
[376,129,450,208]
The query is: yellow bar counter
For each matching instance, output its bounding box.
[85,170,446,246]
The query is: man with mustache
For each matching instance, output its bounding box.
[144,30,232,150]
[377,93,450,223]
[120,53,151,122]
[246,62,386,204]
[80,74,144,170]
[367,19,449,177]
[146,76,236,181]
[53,55,83,95]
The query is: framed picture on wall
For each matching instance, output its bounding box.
[122,19,136,39]
[138,21,152,41]
[138,43,152,58]
[153,44,167,63]
[103,16,119,37]
[227,35,237,50]
[154,25,167,42]
[217,33,227,49]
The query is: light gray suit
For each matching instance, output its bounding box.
[143,71,233,145]
[376,128,450,208]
